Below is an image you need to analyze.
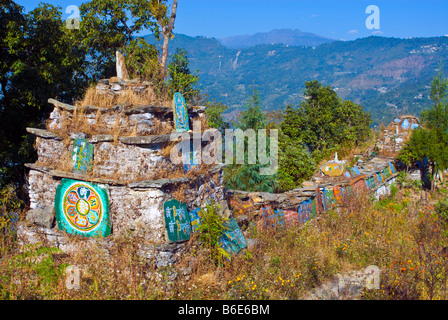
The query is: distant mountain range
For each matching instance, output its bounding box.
[144,30,448,125]
[218,29,334,49]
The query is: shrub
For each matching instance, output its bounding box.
[197,200,230,264]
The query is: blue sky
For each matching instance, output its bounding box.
[16,0,448,41]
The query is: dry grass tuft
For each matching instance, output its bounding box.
[77,86,159,109]
[150,118,174,135]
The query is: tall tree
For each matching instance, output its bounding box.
[151,0,178,78]
[399,64,448,191]
[277,106,316,191]
[166,48,199,102]
[79,0,162,80]
[224,90,278,193]
[286,80,371,160]
[0,2,88,187]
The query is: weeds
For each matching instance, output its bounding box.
[2,178,448,300]
[197,200,229,265]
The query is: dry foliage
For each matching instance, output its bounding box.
[77,86,160,109]
[5,176,448,300]
[150,118,174,135]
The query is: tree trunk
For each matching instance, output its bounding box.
[160,31,170,74]
[160,0,178,79]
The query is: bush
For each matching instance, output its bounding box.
[197,200,230,264]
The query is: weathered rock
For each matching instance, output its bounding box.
[26,206,55,229]
[109,76,120,83]
[118,134,177,145]
[48,98,75,111]
[69,132,87,140]
[26,128,61,140]
[116,51,130,81]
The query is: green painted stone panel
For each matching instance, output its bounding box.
[324,188,337,207]
[54,179,110,237]
[163,199,191,242]
[173,92,190,133]
[219,217,247,256]
[72,139,93,173]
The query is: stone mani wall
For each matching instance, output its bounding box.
[23,92,220,250]
[226,162,399,227]
[93,142,163,181]
[25,167,224,245]
[28,170,60,210]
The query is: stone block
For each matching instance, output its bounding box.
[26,206,55,229]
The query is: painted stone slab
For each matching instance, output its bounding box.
[333,186,343,205]
[173,92,190,132]
[383,167,391,178]
[284,210,298,227]
[365,178,370,189]
[274,209,285,229]
[376,173,383,184]
[389,162,396,174]
[346,185,353,195]
[310,198,317,219]
[373,174,379,186]
[241,198,255,215]
[297,198,312,223]
[315,188,324,215]
[219,217,247,256]
[72,139,93,173]
[322,188,328,211]
[321,163,345,177]
[189,208,202,232]
[375,185,387,199]
[352,166,361,176]
[261,206,276,228]
[325,188,337,207]
[352,180,368,196]
[228,197,255,217]
[164,199,191,242]
[366,177,375,190]
[229,197,244,216]
[54,179,110,237]
[183,141,200,173]
[370,177,376,189]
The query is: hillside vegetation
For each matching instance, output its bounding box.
[146,33,448,125]
[2,177,448,300]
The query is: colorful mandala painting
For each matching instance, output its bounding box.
[54,179,110,237]
[173,92,190,132]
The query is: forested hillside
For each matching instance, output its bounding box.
[146,33,448,125]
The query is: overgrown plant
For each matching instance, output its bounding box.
[197,200,230,265]
[0,185,23,250]
[0,243,67,299]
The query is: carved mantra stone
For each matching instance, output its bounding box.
[173,92,189,132]
[163,199,191,242]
